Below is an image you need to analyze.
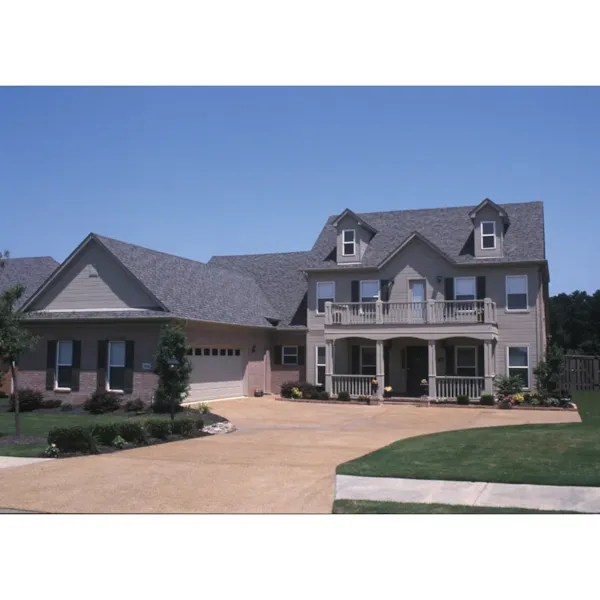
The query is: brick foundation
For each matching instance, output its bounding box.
[271,366,307,395]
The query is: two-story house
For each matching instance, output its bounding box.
[3,199,548,404]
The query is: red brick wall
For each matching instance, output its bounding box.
[270,331,307,394]
[0,362,13,396]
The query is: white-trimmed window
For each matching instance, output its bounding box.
[316,281,335,314]
[342,230,356,256]
[360,280,380,303]
[507,346,529,388]
[454,277,476,301]
[316,346,326,387]
[282,346,298,366]
[455,346,477,377]
[360,346,376,376]
[56,341,73,389]
[481,221,496,249]
[108,341,126,391]
[506,275,528,310]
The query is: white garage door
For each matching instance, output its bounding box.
[188,347,246,401]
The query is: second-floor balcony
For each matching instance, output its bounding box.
[324,299,497,327]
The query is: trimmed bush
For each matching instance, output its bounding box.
[357,395,370,404]
[118,421,148,445]
[337,391,350,402]
[194,418,205,431]
[456,395,470,405]
[317,391,330,400]
[48,425,97,454]
[60,403,74,411]
[479,394,495,406]
[151,387,184,414]
[125,398,145,412]
[172,418,195,437]
[280,381,317,399]
[93,423,121,446]
[145,418,172,440]
[8,388,43,412]
[83,391,121,414]
[40,398,63,409]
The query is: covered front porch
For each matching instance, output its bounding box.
[324,335,496,400]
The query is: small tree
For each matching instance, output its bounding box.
[153,323,192,420]
[0,285,39,436]
[534,342,564,399]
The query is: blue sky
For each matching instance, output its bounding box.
[1,87,598,295]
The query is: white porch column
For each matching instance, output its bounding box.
[325,339,334,395]
[375,339,385,401]
[484,340,493,394]
[428,339,437,399]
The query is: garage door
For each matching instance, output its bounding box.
[188,347,246,401]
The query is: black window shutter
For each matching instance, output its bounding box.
[46,340,57,391]
[71,341,81,392]
[274,345,282,365]
[477,345,485,377]
[351,280,360,303]
[476,276,486,300]
[380,280,390,302]
[297,346,305,366]
[445,345,455,376]
[444,277,455,301]
[97,340,107,391]
[124,341,135,394]
[351,345,360,374]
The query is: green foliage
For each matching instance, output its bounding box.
[550,290,600,355]
[93,423,121,446]
[479,394,495,406]
[534,343,564,399]
[145,418,172,440]
[9,388,43,412]
[60,403,74,411]
[494,374,523,398]
[194,418,204,431]
[357,395,370,404]
[124,398,145,412]
[291,386,302,399]
[280,381,317,399]
[337,391,350,401]
[151,387,184,413]
[456,395,470,405]
[112,435,126,449]
[40,398,63,409]
[47,425,97,454]
[83,391,121,414]
[317,390,330,400]
[171,418,195,437]
[44,443,60,458]
[197,402,211,414]
[153,324,192,411]
[118,421,148,445]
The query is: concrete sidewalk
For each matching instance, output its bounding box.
[336,474,600,513]
[0,457,49,471]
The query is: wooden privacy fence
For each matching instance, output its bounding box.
[561,354,600,392]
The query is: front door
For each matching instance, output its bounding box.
[406,346,429,397]
[409,279,426,322]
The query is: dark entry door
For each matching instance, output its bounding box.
[406,346,429,397]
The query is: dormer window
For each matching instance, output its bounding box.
[342,230,356,256]
[481,221,496,249]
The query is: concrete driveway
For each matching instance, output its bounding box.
[0,398,580,513]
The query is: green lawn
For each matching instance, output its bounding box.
[337,391,600,487]
[332,500,578,514]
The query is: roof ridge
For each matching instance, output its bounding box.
[211,250,312,259]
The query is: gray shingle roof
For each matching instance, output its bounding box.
[93,235,280,328]
[0,257,59,308]
[309,201,545,269]
[24,309,169,321]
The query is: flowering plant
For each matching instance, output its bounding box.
[370,379,379,393]
[512,393,525,403]
[44,443,59,458]
[112,435,126,449]
[291,387,303,399]
[384,386,392,392]
[420,379,428,385]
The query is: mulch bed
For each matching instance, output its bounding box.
[0,435,46,446]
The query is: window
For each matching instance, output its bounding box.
[481,221,496,249]
[107,341,126,391]
[342,230,356,256]
[360,280,380,303]
[316,346,326,386]
[455,346,477,377]
[234,349,241,356]
[212,348,218,356]
[227,349,234,356]
[506,275,528,310]
[360,346,376,376]
[507,346,529,388]
[56,341,73,389]
[282,346,298,365]
[454,277,476,301]
[220,349,226,356]
[203,348,211,356]
[194,348,202,355]
[316,281,335,313]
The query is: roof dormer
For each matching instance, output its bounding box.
[469,198,509,258]
[331,209,377,265]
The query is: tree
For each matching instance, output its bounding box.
[549,290,600,355]
[153,323,192,420]
[534,342,564,398]
[0,284,39,436]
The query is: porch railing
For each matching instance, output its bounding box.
[325,300,496,326]
[436,376,485,400]
[331,375,373,397]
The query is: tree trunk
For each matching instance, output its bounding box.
[10,361,20,437]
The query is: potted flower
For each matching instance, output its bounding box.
[420,378,429,395]
[384,386,393,398]
[498,394,514,409]
[254,389,264,397]
[371,379,379,395]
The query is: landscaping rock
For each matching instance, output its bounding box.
[202,420,235,435]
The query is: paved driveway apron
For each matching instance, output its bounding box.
[0,399,580,513]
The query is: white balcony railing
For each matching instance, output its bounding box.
[436,376,485,400]
[331,375,373,397]
[325,300,496,326]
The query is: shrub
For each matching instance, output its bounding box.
[197,403,211,414]
[280,381,317,399]
[534,343,564,399]
[494,374,523,398]
[118,421,148,445]
[456,395,470,405]
[8,388,43,412]
[125,398,145,412]
[112,435,126,449]
[543,397,561,407]
[479,394,495,406]
[83,391,121,414]
[337,391,350,402]
[48,425,97,454]
[523,392,532,403]
[93,423,122,446]
[498,399,513,410]
[172,418,195,437]
[194,418,204,431]
[40,398,62,409]
[151,387,184,414]
[529,395,541,406]
[317,390,330,400]
[357,395,370,404]
[145,418,172,440]
[44,443,60,458]
[60,403,74,411]
[280,381,297,398]
[290,387,302,399]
